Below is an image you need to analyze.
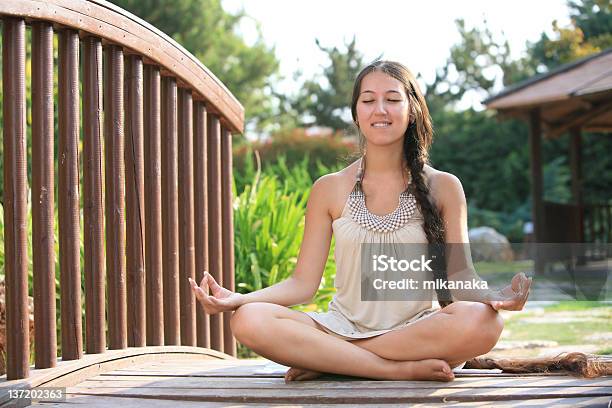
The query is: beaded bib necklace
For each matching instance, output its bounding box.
[348,157,417,233]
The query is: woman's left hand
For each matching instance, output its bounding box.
[487,272,532,311]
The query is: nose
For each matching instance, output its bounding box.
[374,99,387,115]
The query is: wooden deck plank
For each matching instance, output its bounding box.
[31,395,612,408]
[107,359,602,379]
[32,395,259,407]
[13,356,610,406]
[63,385,612,404]
[83,375,612,389]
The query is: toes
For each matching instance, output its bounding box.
[284,367,321,382]
[438,370,455,381]
[284,368,297,383]
[439,362,455,381]
[298,371,322,381]
[294,373,308,381]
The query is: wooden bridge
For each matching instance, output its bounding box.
[1,0,240,381]
[1,349,611,406]
[0,0,610,406]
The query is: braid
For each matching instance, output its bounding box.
[404,125,452,307]
[350,60,453,308]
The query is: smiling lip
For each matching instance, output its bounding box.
[371,121,392,127]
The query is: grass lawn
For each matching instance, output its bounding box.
[497,301,611,357]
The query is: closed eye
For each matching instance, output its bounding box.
[362,99,402,103]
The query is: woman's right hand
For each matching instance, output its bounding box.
[188,272,245,315]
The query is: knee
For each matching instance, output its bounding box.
[449,301,504,354]
[230,302,273,346]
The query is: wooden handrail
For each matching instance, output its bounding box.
[0,0,244,133]
[2,0,241,381]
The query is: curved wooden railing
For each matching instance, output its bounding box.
[1,0,242,380]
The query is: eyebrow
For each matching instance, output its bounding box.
[360,90,402,95]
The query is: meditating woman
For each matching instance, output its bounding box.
[190,60,544,382]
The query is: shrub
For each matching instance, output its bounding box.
[233,156,341,312]
[233,128,357,192]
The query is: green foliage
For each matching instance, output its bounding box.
[233,175,308,292]
[427,1,611,108]
[110,0,280,131]
[430,109,531,215]
[428,19,510,109]
[569,0,612,39]
[233,128,356,193]
[275,36,367,131]
[528,0,611,71]
[421,0,611,242]
[233,156,341,312]
[467,205,529,243]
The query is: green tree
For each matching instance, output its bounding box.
[278,36,367,132]
[427,0,611,109]
[425,17,546,111]
[524,0,611,71]
[422,0,612,242]
[568,0,612,48]
[110,0,280,131]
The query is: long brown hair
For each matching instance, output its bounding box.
[349,61,612,378]
[350,60,452,307]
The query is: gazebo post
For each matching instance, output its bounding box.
[528,109,545,272]
[569,126,584,242]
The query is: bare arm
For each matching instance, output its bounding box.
[431,172,531,310]
[190,175,334,313]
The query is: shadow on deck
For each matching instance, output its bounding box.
[1,347,611,407]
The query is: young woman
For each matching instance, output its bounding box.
[189,61,604,382]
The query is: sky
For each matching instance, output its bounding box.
[223,0,572,109]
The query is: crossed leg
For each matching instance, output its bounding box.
[230,301,503,382]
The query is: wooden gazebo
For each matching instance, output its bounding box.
[484,49,612,245]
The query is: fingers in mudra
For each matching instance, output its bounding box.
[189,272,243,315]
[490,272,532,311]
[505,273,532,310]
[189,274,215,311]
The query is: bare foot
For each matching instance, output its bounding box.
[285,359,453,382]
[284,366,323,382]
[394,359,455,382]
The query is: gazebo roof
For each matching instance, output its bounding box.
[484,48,612,138]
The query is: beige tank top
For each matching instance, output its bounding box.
[306,159,437,339]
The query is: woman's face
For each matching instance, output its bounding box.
[355,70,410,147]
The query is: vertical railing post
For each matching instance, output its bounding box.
[125,55,146,347]
[162,76,180,345]
[194,102,210,348]
[207,113,223,352]
[3,17,30,380]
[31,21,57,368]
[83,35,106,355]
[104,44,127,350]
[144,65,164,346]
[178,89,196,346]
[221,127,236,357]
[58,28,83,361]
